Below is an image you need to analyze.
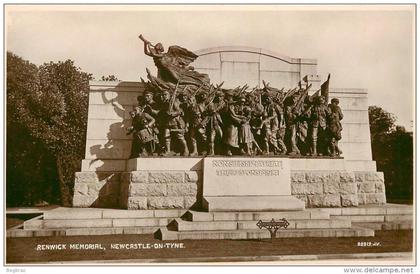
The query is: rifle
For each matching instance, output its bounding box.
[250,85,258,93]
[204,82,224,106]
[282,88,297,103]
[292,84,312,114]
[262,80,269,89]
[192,83,204,97]
[237,84,249,96]
[169,80,180,112]
[198,82,225,129]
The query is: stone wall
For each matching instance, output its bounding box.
[73,172,121,208]
[74,168,386,210]
[120,170,202,210]
[354,171,387,205]
[291,170,386,208]
[193,46,317,90]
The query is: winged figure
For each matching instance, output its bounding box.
[139,34,210,89]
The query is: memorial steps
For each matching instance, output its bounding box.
[7,208,187,238]
[156,204,413,240]
[6,204,413,238]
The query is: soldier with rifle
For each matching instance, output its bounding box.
[284,95,301,155]
[260,94,282,155]
[187,92,208,156]
[235,96,254,156]
[327,98,344,157]
[273,96,288,154]
[307,95,330,156]
[158,87,189,156]
[205,91,225,156]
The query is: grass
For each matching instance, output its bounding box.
[6,230,413,263]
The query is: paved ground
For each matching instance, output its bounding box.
[6,230,413,264]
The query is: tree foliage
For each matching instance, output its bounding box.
[7,52,90,206]
[101,75,119,81]
[368,106,413,203]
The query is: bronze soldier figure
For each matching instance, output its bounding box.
[327,98,344,157]
[187,93,207,156]
[205,91,225,156]
[127,106,156,157]
[284,96,301,155]
[273,97,287,154]
[236,97,254,156]
[158,89,189,156]
[308,96,330,156]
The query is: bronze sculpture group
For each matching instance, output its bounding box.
[127,35,343,158]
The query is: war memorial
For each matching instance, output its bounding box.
[8,35,412,241]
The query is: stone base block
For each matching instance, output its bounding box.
[72,171,121,208]
[202,196,305,212]
[127,157,203,171]
[120,168,201,210]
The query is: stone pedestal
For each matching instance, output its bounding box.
[76,156,385,210]
[120,158,202,210]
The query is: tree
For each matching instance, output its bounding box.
[368,106,396,139]
[101,75,119,81]
[7,52,90,206]
[368,106,413,203]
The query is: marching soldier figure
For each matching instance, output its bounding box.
[205,91,225,156]
[187,93,207,156]
[139,91,159,118]
[127,106,156,157]
[308,96,330,156]
[327,98,344,157]
[261,94,282,155]
[158,89,189,156]
[273,97,287,154]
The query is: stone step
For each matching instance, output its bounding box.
[331,214,413,223]
[184,210,330,222]
[7,226,163,238]
[172,218,352,231]
[156,226,375,240]
[331,215,385,222]
[318,204,413,216]
[384,215,413,222]
[353,221,413,231]
[23,217,175,230]
[43,207,187,220]
[203,196,305,212]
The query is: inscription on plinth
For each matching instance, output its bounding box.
[203,158,291,197]
[203,158,304,211]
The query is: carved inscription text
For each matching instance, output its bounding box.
[212,160,283,177]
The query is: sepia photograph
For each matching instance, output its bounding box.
[3,3,416,270]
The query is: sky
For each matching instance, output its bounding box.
[5,5,415,130]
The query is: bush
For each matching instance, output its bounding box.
[6,52,90,206]
[368,106,413,203]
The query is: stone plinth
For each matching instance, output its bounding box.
[72,172,121,208]
[120,158,202,210]
[202,157,305,211]
[290,170,386,208]
[74,156,386,209]
[127,157,203,171]
[354,171,387,205]
[203,196,305,212]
